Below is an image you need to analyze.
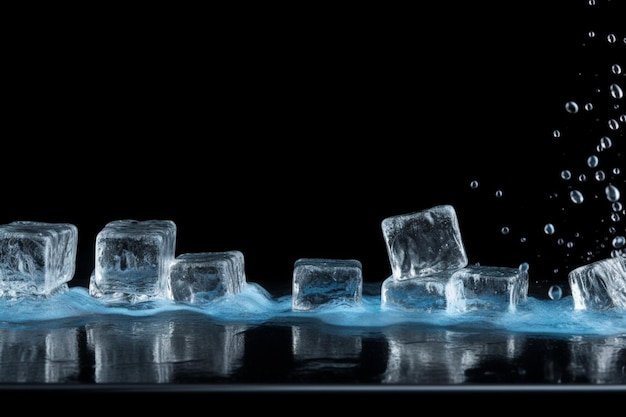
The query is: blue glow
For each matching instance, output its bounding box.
[2,283,626,337]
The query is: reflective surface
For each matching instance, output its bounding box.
[1,282,625,394]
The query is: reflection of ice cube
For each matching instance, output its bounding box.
[382,329,526,384]
[0,221,78,298]
[292,258,363,311]
[167,251,246,303]
[0,326,80,383]
[89,219,177,302]
[381,205,468,280]
[568,256,626,311]
[447,265,529,312]
[381,271,459,312]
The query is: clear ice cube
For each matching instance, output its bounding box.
[447,264,529,312]
[380,270,460,312]
[292,258,363,311]
[568,256,626,311]
[0,221,78,298]
[89,219,177,302]
[167,251,246,303]
[381,205,468,280]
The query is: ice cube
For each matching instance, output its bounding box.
[447,264,529,312]
[381,205,468,280]
[380,270,460,312]
[568,256,626,311]
[167,251,246,303]
[0,221,78,298]
[89,219,176,302]
[292,258,363,311]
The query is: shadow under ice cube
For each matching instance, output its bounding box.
[292,258,363,311]
[381,205,468,280]
[568,256,626,311]
[89,219,177,302]
[167,251,246,303]
[0,221,78,298]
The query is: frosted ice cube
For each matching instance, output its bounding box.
[380,270,460,312]
[568,256,626,311]
[447,264,529,312]
[167,251,246,303]
[89,219,177,302]
[292,258,363,311]
[0,221,78,298]
[381,205,468,280]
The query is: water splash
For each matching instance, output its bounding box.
[467,0,624,280]
[2,284,626,337]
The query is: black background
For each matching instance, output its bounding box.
[3,1,624,293]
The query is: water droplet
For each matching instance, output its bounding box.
[470,180,479,189]
[609,83,624,99]
[612,64,623,75]
[587,155,599,168]
[595,170,606,181]
[495,190,503,198]
[613,236,626,249]
[584,102,593,111]
[570,189,584,204]
[608,118,620,130]
[599,136,612,150]
[605,184,621,202]
[552,129,561,138]
[561,170,572,180]
[607,33,616,43]
[565,101,579,114]
[501,226,510,235]
[548,285,563,300]
[544,224,555,235]
[519,262,529,273]
[613,202,623,212]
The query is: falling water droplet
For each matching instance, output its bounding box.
[544,224,556,235]
[519,262,529,273]
[608,118,620,130]
[570,190,584,204]
[470,180,479,189]
[565,101,579,114]
[595,170,606,181]
[599,136,612,150]
[605,184,621,202]
[548,285,563,300]
[609,83,624,99]
[587,155,599,168]
[561,170,572,180]
[613,236,626,249]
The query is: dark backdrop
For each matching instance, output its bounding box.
[3,1,624,293]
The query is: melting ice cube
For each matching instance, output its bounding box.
[0,221,78,298]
